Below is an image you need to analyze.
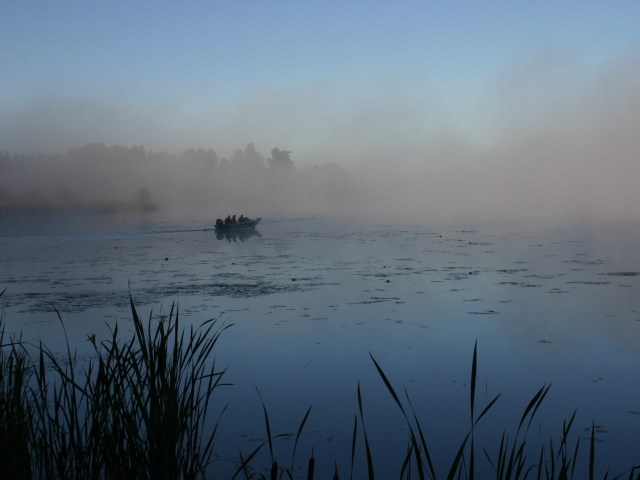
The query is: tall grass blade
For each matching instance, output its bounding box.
[447,344,500,480]
[405,390,436,480]
[400,442,413,479]
[482,447,496,473]
[469,341,478,480]
[231,442,267,479]
[474,394,501,425]
[536,445,544,480]
[357,382,375,480]
[447,430,471,480]
[129,294,149,367]
[469,436,475,480]
[589,421,595,480]
[290,405,312,471]
[512,442,527,479]
[307,450,315,480]
[363,434,374,480]
[527,384,551,432]
[256,388,275,463]
[519,384,547,431]
[369,353,406,416]
[571,437,580,478]
[369,354,424,479]
[470,340,477,420]
[350,414,357,480]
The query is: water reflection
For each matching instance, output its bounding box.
[216,229,262,242]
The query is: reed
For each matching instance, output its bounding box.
[0,290,230,479]
[0,296,34,479]
[356,344,639,480]
[1,286,638,479]
[231,343,638,479]
[230,390,313,480]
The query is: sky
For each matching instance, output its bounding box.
[2,1,640,225]
[2,1,639,157]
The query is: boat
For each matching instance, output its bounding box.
[214,217,261,231]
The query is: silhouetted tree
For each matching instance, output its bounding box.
[182,148,219,170]
[229,143,266,171]
[218,157,230,169]
[267,147,294,169]
[243,142,265,169]
[230,148,244,164]
[134,187,157,212]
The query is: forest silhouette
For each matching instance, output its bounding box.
[0,143,357,216]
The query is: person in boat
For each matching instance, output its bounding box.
[232,214,237,224]
[216,218,224,227]
[239,214,245,223]
[224,215,232,224]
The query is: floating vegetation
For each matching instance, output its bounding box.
[497,282,542,288]
[347,296,402,305]
[5,281,307,313]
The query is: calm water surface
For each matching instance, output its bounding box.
[1,211,639,477]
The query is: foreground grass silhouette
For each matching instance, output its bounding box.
[1,289,638,479]
[0,289,228,479]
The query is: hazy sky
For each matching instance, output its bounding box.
[2,1,639,160]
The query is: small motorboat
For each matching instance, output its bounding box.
[215,217,261,231]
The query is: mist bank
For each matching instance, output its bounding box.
[3,47,640,227]
[1,132,639,228]
[0,143,359,219]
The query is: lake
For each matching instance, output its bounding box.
[1,211,639,477]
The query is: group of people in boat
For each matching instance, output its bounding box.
[216,214,251,226]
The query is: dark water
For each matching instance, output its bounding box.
[1,211,639,476]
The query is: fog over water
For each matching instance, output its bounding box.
[2,46,640,227]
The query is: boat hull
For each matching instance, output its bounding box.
[214,218,261,231]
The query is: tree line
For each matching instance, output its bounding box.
[0,142,357,215]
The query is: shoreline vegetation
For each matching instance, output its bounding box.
[1,289,638,479]
[0,143,357,218]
